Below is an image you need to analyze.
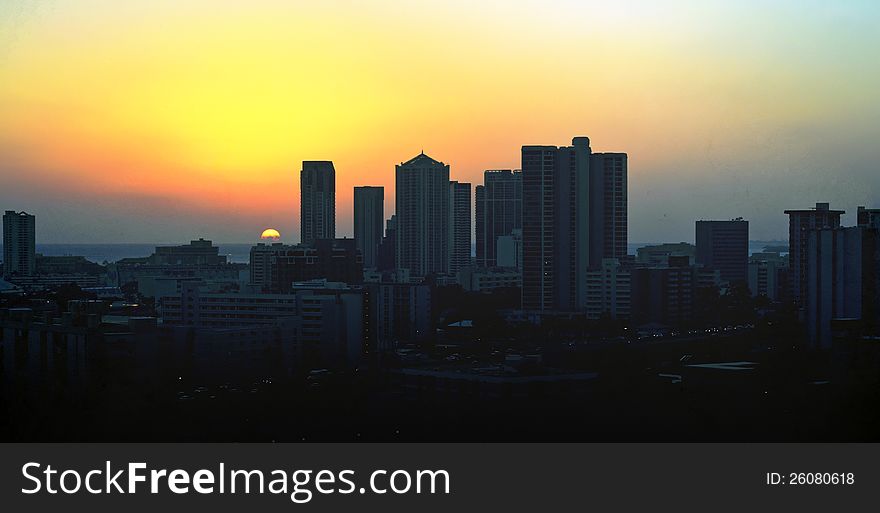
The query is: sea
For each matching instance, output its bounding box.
[4,244,255,264]
[0,241,787,265]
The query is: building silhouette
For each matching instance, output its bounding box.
[377,215,397,271]
[395,152,449,278]
[585,258,631,320]
[300,161,336,246]
[152,238,227,265]
[805,225,879,348]
[630,255,721,326]
[354,186,384,269]
[591,151,628,264]
[748,251,789,302]
[636,242,695,266]
[448,181,472,276]
[858,206,880,229]
[785,202,844,304]
[2,210,36,278]
[365,278,433,351]
[162,279,364,368]
[496,228,523,269]
[521,137,627,311]
[695,219,749,285]
[475,170,522,268]
[250,239,362,293]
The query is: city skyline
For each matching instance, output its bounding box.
[2,1,879,244]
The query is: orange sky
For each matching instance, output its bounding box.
[1,1,879,243]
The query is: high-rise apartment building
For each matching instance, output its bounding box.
[2,210,36,277]
[590,152,628,264]
[805,225,880,348]
[354,186,384,269]
[300,161,336,246]
[785,202,844,304]
[521,137,627,311]
[475,170,522,268]
[395,152,450,278]
[448,181,471,276]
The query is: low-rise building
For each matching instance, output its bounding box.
[585,258,631,320]
[457,266,522,293]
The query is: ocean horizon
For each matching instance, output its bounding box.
[0,240,788,265]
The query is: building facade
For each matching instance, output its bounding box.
[152,238,226,265]
[395,152,450,278]
[448,181,472,276]
[475,170,522,268]
[521,136,627,311]
[457,266,522,293]
[301,161,336,246]
[353,186,384,269]
[377,215,397,271]
[805,226,880,348]
[250,239,362,293]
[496,229,523,269]
[636,242,695,266]
[857,206,880,229]
[785,202,844,304]
[161,280,365,368]
[695,219,749,285]
[748,252,789,302]
[366,280,433,352]
[585,258,631,320]
[2,210,36,278]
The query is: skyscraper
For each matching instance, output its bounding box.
[300,161,335,246]
[695,218,749,285]
[354,186,384,269]
[785,202,844,304]
[589,152,628,265]
[2,210,36,278]
[395,152,449,278]
[475,170,522,268]
[521,137,627,311]
[448,181,471,276]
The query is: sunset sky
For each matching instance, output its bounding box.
[1,0,879,244]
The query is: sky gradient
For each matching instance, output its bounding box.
[1,0,879,244]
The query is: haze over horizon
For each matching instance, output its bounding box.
[2,1,879,244]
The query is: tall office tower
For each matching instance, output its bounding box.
[2,210,36,277]
[448,181,472,276]
[395,152,450,278]
[300,161,336,246]
[785,202,844,304]
[521,136,627,311]
[475,170,522,268]
[695,218,749,285]
[354,186,384,269]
